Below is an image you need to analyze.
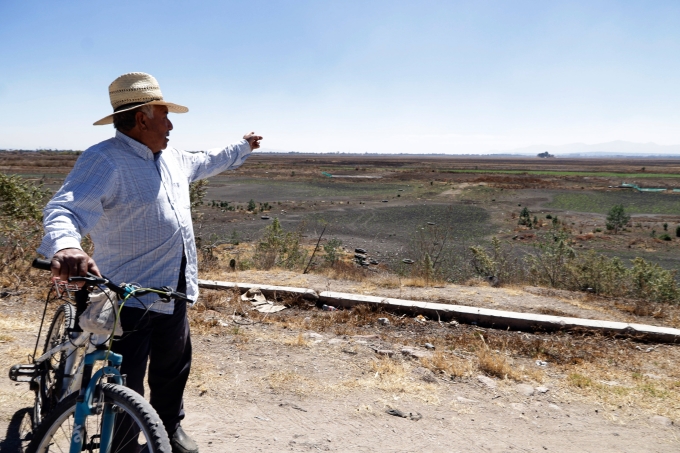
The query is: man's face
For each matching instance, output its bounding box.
[143,105,173,153]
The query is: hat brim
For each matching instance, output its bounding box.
[93,100,189,126]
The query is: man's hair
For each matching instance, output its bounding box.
[112,104,155,131]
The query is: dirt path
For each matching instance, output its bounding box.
[180,332,678,453]
[1,285,679,452]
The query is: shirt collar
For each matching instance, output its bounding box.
[115,130,156,161]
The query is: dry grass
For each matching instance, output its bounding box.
[559,361,680,419]
[264,371,317,396]
[335,357,441,404]
[476,348,521,381]
[0,345,34,368]
[0,313,39,332]
[285,332,309,347]
[420,351,473,378]
[319,261,371,282]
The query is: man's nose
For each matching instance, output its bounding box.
[167,118,173,131]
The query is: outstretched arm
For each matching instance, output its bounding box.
[180,132,263,182]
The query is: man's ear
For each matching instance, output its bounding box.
[135,111,148,131]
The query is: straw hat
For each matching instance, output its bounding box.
[93,72,188,126]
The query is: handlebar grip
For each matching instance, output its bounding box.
[32,258,52,271]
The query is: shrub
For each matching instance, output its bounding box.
[564,250,627,296]
[254,218,307,270]
[247,199,257,212]
[0,173,51,284]
[322,238,343,266]
[676,225,680,238]
[518,207,532,227]
[408,222,453,280]
[628,257,678,303]
[469,236,524,286]
[189,180,208,210]
[605,204,630,234]
[660,233,672,241]
[525,228,575,288]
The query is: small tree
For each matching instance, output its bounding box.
[247,199,257,212]
[518,207,532,228]
[605,204,630,234]
[255,218,306,269]
[676,225,680,238]
[323,238,343,266]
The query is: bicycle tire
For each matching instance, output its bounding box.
[27,382,171,453]
[33,303,75,428]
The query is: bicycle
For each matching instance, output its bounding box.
[9,258,191,453]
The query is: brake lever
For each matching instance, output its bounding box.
[159,286,190,303]
[69,276,108,285]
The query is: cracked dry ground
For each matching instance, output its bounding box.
[1,287,679,453]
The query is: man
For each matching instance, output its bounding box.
[38,72,261,453]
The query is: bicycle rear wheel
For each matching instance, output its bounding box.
[34,303,75,428]
[27,383,171,453]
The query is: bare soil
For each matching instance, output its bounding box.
[2,279,679,452]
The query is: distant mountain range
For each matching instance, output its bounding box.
[492,141,680,157]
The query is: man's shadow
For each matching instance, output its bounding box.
[0,407,32,452]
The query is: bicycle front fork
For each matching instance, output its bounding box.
[70,350,124,453]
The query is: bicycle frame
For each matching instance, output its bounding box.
[33,329,104,403]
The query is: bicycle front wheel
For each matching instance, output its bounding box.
[27,383,171,453]
[34,303,75,428]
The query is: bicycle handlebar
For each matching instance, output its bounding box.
[32,258,191,303]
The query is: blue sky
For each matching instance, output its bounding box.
[2,1,680,154]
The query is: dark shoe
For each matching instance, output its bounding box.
[170,426,199,453]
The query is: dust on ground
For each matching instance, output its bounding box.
[2,278,679,453]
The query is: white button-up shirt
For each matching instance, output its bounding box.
[38,131,252,314]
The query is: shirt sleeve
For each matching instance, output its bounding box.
[37,151,118,258]
[178,139,253,183]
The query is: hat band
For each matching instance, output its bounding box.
[113,98,162,112]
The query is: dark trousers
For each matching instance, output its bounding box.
[111,259,191,442]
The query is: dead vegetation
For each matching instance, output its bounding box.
[182,288,680,422]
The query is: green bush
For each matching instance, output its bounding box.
[660,233,672,241]
[628,257,678,303]
[189,180,208,210]
[525,228,575,288]
[254,218,307,270]
[0,173,51,283]
[469,236,525,286]
[605,204,630,234]
[676,225,680,238]
[323,238,343,266]
[520,228,679,303]
[518,207,532,227]
[565,250,627,297]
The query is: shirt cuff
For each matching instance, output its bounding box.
[37,237,83,259]
[240,138,254,153]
